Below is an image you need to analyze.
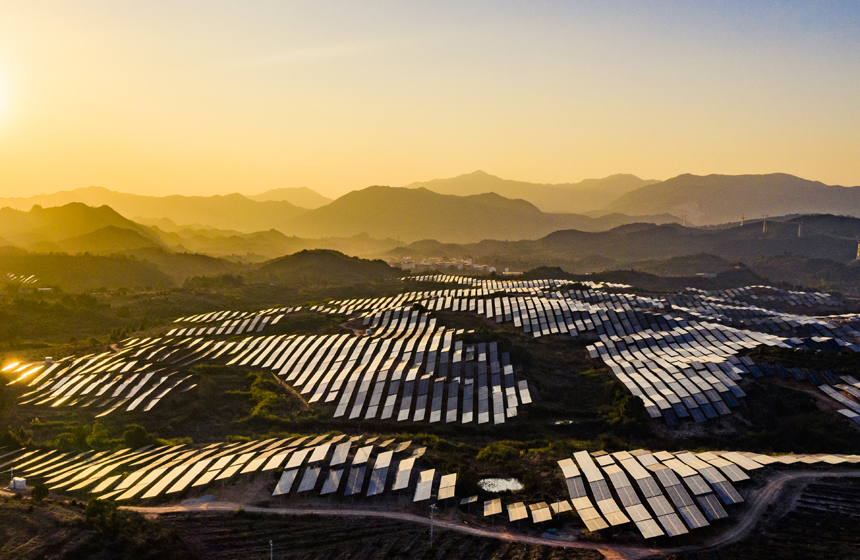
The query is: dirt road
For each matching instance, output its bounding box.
[120,468,860,559]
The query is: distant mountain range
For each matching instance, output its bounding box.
[391,214,860,266]
[0,203,160,253]
[598,173,860,225]
[247,187,332,209]
[0,186,309,232]
[278,185,678,243]
[405,170,657,213]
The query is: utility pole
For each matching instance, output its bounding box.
[269,540,273,560]
[429,503,437,548]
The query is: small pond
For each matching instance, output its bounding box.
[478,477,524,492]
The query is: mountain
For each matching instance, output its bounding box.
[254,249,401,285]
[281,185,679,243]
[248,187,332,209]
[406,170,657,213]
[59,226,162,254]
[599,173,860,225]
[0,203,161,252]
[151,227,401,262]
[0,187,308,232]
[389,214,860,294]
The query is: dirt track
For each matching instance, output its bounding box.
[124,469,860,560]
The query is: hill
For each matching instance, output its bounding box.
[0,187,308,232]
[59,226,163,254]
[389,214,860,295]
[0,203,161,252]
[599,173,860,225]
[151,227,401,262]
[248,187,332,208]
[0,252,173,291]
[406,170,657,213]
[281,185,679,243]
[254,249,402,285]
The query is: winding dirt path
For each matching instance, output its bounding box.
[121,469,860,560]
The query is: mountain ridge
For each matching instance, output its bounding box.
[280,185,679,243]
[0,186,309,233]
[599,173,860,224]
[405,170,657,213]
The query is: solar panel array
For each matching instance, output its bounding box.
[10,275,859,429]
[168,306,300,337]
[313,276,859,426]
[467,447,860,539]
[3,272,38,284]
[4,443,860,540]
[0,435,459,503]
[10,336,205,415]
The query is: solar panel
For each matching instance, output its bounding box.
[657,513,688,537]
[413,469,435,502]
[329,442,352,466]
[665,484,694,508]
[438,473,457,500]
[366,467,389,496]
[484,498,502,516]
[683,475,711,496]
[635,519,665,539]
[344,465,367,496]
[392,458,415,491]
[529,502,552,523]
[297,466,322,492]
[712,480,743,505]
[590,479,613,501]
[374,450,394,470]
[647,495,674,517]
[507,502,528,522]
[696,493,728,520]
[677,504,709,529]
[272,468,299,496]
[550,500,572,514]
[349,445,373,465]
[320,468,344,495]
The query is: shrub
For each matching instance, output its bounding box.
[123,425,155,449]
[31,482,48,503]
[85,498,119,534]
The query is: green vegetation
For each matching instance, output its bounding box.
[30,483,48,503]
[0,252,172,291]
[254,249,401,285]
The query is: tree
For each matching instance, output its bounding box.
[31,482,48,503]
[85,498,118,534]
[123,424,155,449]
[86,422,110,449]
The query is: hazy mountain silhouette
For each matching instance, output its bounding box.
[405,170,657,213]
[598,173,860,225]
[248,187,332,209]
[0,187,308,232]
[151,227,401,262]
[0,203,160,251]
[60,226,163,254]
[281,185,678,243]
[388,214,859,265]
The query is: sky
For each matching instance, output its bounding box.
[0,1,858,199]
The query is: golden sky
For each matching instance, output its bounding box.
[0,1,858,199]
